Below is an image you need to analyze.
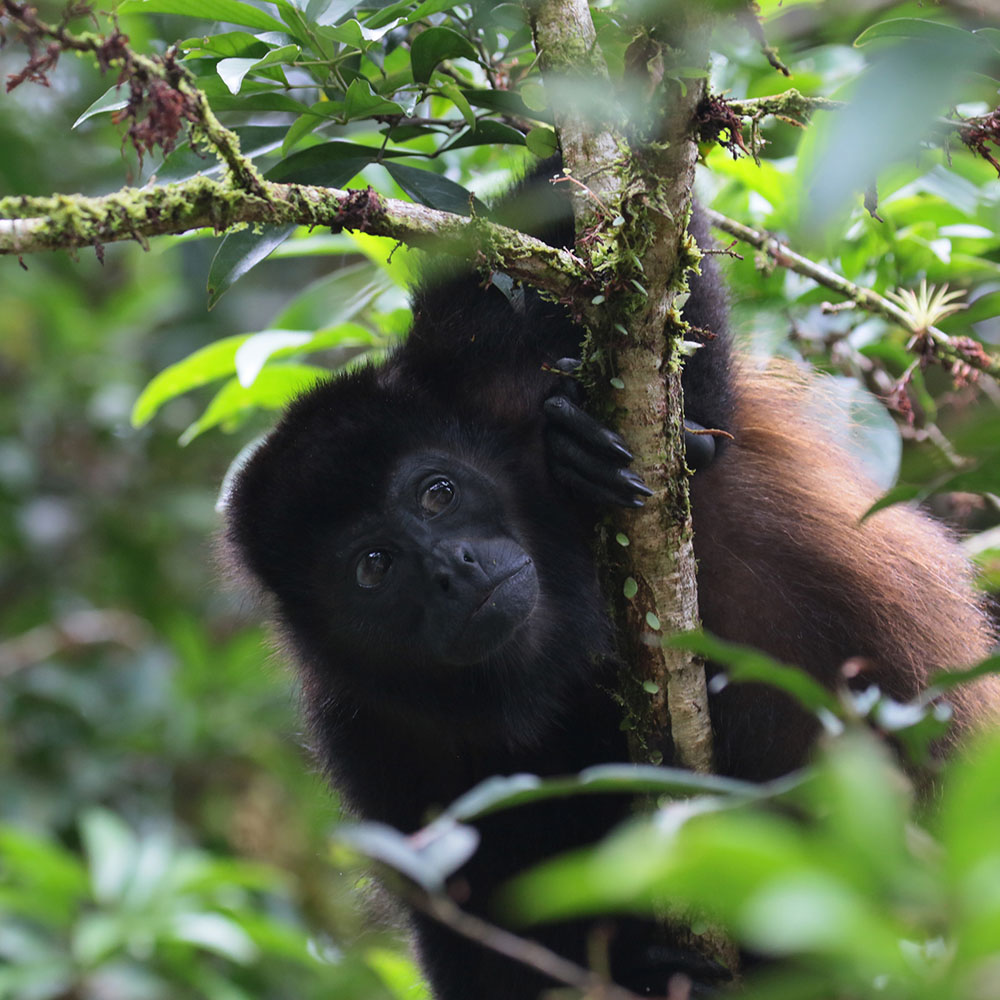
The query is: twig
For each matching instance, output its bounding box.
[705,209,1000,380]
[410,890,646,1000]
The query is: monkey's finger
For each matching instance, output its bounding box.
[551,461,649,508]
[548,428,653,506]
[543,395,633,464]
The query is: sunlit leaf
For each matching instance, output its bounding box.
[116,0,286,32]
[217,44,300,95]
[180,365,330,443]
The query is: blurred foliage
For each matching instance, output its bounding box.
[1,0,1000,998]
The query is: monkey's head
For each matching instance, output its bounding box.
[223,368,563,683]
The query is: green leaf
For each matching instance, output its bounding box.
[855,17,998,60]
[170,913,258,962]
[520,82,546,111]
[281,104,331,154]
[217,44,300,95]
[116,0,286,32]
[0,826,89,907]
[132,334,248,427]
[179,30,266,59]
[439,767,772,825]
[80,809,137,904]
[462,88,552,123]
[525,126,558,158]
[321,18,366,48]
[207,225,298,309]
[666,631,843,719]
[180,365,330,443]
[446,119,526,150]
[72,85,127,128]
[623,576,638,599]
[336,821,479,891]
[343,78,406,119]
[383,162,485,215]
[439,81,476,129]
[930,653,1000,693]
[233,330,314,386]
[939,728,1000,883]
[410,26,477,84]
[365,948,432,1000]
[360,1,411,31]
[408,0,457,20]
[266,140,384,185]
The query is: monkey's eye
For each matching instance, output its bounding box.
[356,550,393,588]
[420,478,455,516]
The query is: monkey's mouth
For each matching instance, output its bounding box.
[434,560,539,666]
[471,559,535,619]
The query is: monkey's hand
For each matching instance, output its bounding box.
[543,359,652,508]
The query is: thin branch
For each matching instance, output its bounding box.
[411,891,648,1000]
[705,208,1000,380]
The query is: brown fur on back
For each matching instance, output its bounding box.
[691,363,999,780]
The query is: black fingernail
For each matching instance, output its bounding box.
[621,471,654,496]
[603,432,632,459]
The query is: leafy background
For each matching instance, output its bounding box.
[2,1,1000,998]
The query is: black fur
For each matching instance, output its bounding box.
[224,160,991,998]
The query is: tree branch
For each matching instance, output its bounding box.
[0,178,585,299]
[706,208,1000,380]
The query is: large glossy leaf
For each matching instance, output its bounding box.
[855,17,1000,63]
[180,365,330,443]
[116,0,286,32]
[445,119,526,150]
[217,44,300,95]
[383,162,485,215]
[265,140,386,185]
[207,225,298,309]
[410,26,477,83]
[462,88,552,123]
[132,333,251,427]
[178,30,267,59]
[343,78,406,119]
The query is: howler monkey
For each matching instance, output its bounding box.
[224,161,996,998]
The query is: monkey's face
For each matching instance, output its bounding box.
[328,449,540,669]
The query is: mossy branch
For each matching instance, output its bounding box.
[0,176,584,295]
